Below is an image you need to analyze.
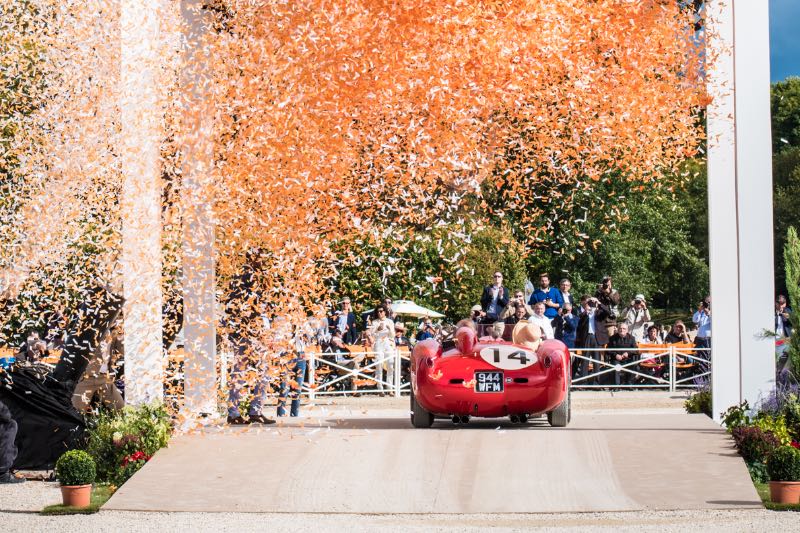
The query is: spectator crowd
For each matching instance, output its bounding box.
[0,257,794,436]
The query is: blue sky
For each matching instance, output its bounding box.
[770,0,800,82]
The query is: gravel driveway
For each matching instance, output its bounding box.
[4,392,797,531]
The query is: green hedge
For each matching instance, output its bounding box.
[766,446,800,482]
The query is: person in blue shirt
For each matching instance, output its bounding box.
[529,273,563,319]
[415,319,437,342]
[692,296,711,352]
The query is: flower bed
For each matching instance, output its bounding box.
[85,403,171,487]
[723,385,800,496]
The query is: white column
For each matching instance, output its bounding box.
[180,0,218,417]
[731,2,776,409]
[707,0,775,422]
[121,1,164,405]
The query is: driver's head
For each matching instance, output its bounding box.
[455,318,477,333]
[491,321,505,338]
[512,321,542,351]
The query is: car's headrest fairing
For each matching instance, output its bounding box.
[454,326,477,355]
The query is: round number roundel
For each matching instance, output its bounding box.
[479,345,538,370]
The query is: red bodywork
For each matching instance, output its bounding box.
[411,327,571,418]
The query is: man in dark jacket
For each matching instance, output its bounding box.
[606,322,637,385]
[776,295,793,338]
[0,399,24,484]
[553,303,579,349]
[575,296,611,382]
[480,272,509,323]
[330,297,358,344]
[595,276,620,338]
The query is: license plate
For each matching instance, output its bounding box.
[475,370,504,393]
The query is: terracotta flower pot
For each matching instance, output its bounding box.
[769,481,800,504]
[60,484,92,508]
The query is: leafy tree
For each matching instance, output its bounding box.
[327,224,528,324]
[531,161,709,313]
[773,146,800,294]
[0,1,46,269]
[772,78,800,154]
[784,227,800,376]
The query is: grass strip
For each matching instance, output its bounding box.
[755,482,800,512]
[41,484,115,515]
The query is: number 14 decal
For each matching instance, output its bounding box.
[480,345,537,370]
[492,348,529,365]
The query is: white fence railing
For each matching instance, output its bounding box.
[211,345,710,399]
[571,346,710,391]
[304,349,412,399]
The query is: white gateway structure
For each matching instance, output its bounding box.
[120,1,776,423]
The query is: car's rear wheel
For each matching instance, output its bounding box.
[410,388,434,428]
[547,388,571,427]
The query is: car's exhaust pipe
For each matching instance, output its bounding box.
[510,414,520,424]
[519,414,528,423]
[452,415,471,424]
[452,415,460,424]
[459,415,470,424]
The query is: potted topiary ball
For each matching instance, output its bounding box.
[55,450,96,508]
[766,446,800,504]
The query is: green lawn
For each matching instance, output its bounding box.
[755,482,800,512]
[41,484,115,515]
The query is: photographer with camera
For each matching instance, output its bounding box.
[415,318,437,342]
[595,276,621,338]
[624,294,651,343]
[575,295,612,382]
[692,296,711,351]
[500,290,533,320]
[553,302,578,348]
[664,320,691,344]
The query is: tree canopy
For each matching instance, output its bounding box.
[1,1,708,334]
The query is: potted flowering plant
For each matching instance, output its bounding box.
[55,450,96,508]
[766,446,800,504]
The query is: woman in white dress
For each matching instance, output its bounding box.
[368,305,395,394]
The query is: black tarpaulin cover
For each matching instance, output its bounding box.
[0,285,123,470]
[0,365,84,470]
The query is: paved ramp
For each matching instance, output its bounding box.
[105,411,761,513]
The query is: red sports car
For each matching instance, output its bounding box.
[409,324,571,428]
